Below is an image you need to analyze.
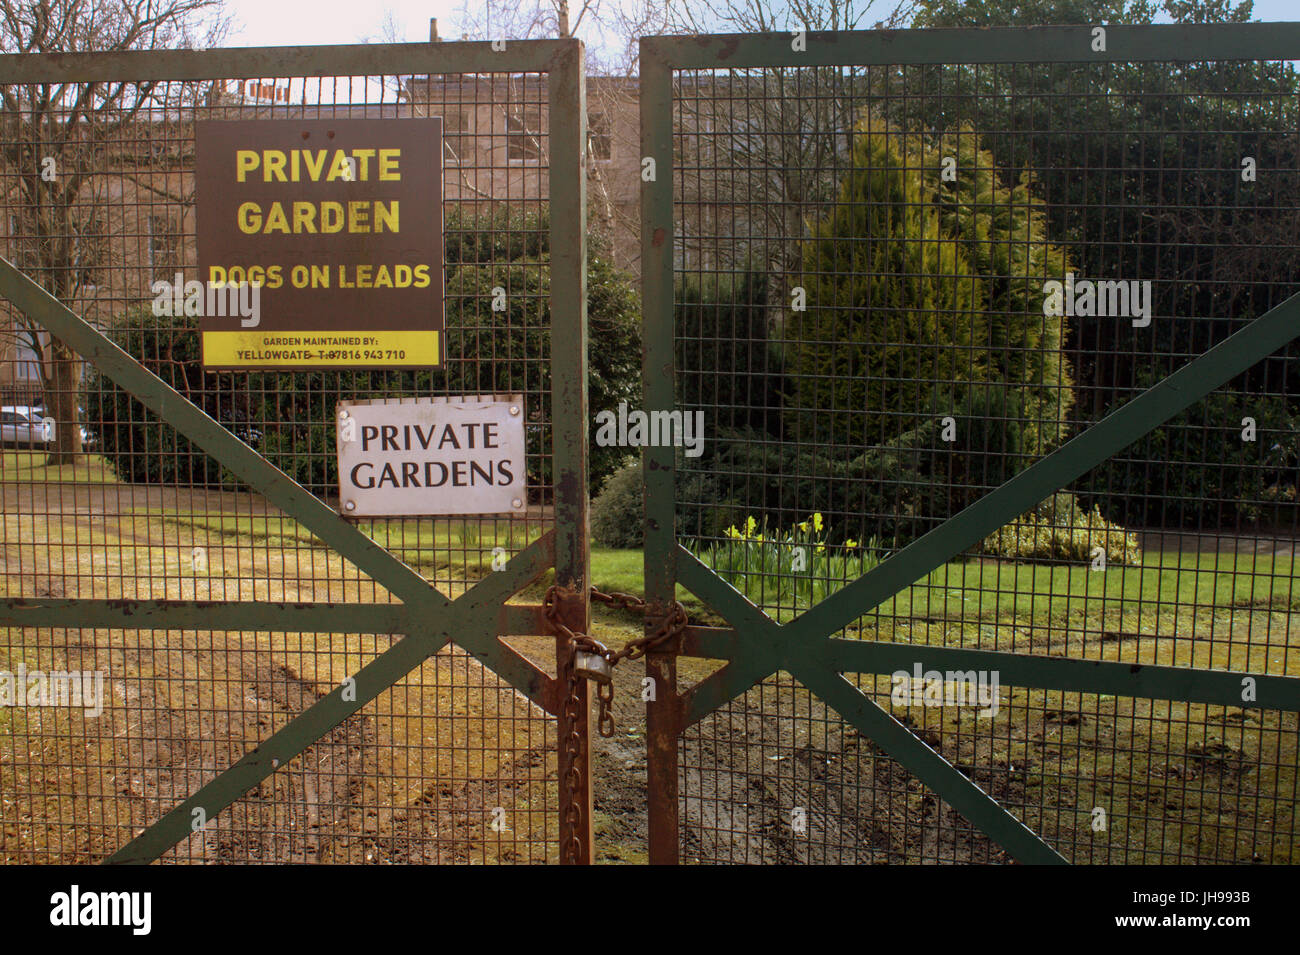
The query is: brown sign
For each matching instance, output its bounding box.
[195,117,444,368]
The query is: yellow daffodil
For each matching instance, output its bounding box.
[744,516,758,537]
[812,512,824,533]
[844,538,859,549]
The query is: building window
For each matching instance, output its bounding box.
[13,341,40,381]
[148,214,180,278]
[441,109,471,165]
[506,105,544,162]
[588,109,611,161]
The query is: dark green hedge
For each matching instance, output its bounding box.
[676,385,1029,548]
[82,303,252,488]
[1078,382,1300,529]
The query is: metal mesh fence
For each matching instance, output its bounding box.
[0,55,567,863]
[680,673,1296,864]
[667,50,1300,863]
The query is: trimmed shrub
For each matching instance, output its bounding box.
[82,304,254,487]
[783,117,1074,456]
[784,119,984,449]
[925,125,1075,452]
[680,384,1030,548]
[591,459,642,548]
[979,492,1142,566]
[677,271,785,437]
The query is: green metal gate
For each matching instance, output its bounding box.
[6,22,1300,868]
[639,23,1300,863]
[0,38,595,863]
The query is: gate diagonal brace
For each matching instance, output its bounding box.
[674,290,1300,713]
[791,663,1068,864]
[106,530,559,864]
[0,259,573,863]
[682,626,1300,713]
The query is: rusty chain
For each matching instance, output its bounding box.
[543,584,688,738]
[559,657,583,864]
[544,584,686,863]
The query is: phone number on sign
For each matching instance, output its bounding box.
[233,349,408,362]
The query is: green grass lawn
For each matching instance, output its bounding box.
[5,466,1294,863]
[14,447,1293,650]
[0,449,119,484]
[142,505,1299,643]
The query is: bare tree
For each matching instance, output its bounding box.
[448,0,912,274]
[0,0,228,463]
[453,0,604,42]
[654,0,912,278]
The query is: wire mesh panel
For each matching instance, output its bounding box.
[645,27,1300,864]
[680,672,1298,864]
[148,646,558,865]
[0,42,584,864]
[679,673,1007,864]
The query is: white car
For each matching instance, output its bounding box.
[0,405,50,447]
[1,405,95,449]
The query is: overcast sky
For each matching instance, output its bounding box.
[223,0,460,47]
[218,0,1300,54]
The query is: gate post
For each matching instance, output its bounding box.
[639,41,681,865]
[645,640,681,864]
[548,38,592,864]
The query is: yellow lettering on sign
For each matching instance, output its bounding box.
[234,148,406,182]
[263,150,287,182]
[374,201,398,233]
[263,203,290,233]
[327,152,354,181]
[293,202,316,233]
[234,201,399,234]
[352,148,375,179]
[237,201,261,233]
[321,201,344,233]
[303,150,328,181]
[349,201,370,233]
[236,150,259,182]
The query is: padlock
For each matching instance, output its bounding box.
[574,649,613,684]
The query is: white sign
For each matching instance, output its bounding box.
[336,395,525,516]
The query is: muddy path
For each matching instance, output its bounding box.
[586,656,1006,864]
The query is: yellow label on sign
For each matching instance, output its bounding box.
[203,330,439,368]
